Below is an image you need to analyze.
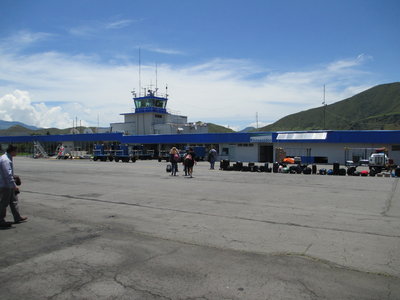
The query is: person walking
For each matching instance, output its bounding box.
[169,147,180,176]
[183,147,196,178]
[182,149,189,176]
[0,145,21,228]
[208,146,218,170]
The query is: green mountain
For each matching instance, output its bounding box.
[259,82,400,131]
[0,120,40,130]
[0,125,89,136]
[239,126,257,132]
[0,122,234,136]
[0,125,33,136]
[207,123,236,133]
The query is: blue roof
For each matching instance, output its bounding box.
[120,132,251,144]
[0,130,399,145]
[0,132,251,144]
[327,130,400,143]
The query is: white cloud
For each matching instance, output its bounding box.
[105,19,134,29]
[327,54,373,72]
[149,47,185,55]
[247,121,271,129]
[0,30,54,51]
[68,18,136,37]
[0,90,77,128]
[0,42,377,130]
[68,25,97,37]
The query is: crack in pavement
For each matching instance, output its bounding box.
[387,282,392,300]
[297,279,319,299]
[382,178,399,216]
[113,272,173,300]
[303,243,313,255]
[106,227,400,280]
[25,190,400,239]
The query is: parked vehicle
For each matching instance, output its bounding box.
[92,144,137,162]
[369,152,394,174]
[345,147,395,174]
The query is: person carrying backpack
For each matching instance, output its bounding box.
[208,147,217,170]
[184,147,196,178]
[169,147,180,176]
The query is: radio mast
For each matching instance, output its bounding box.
[322,85,327,129]
[138,48,142,97]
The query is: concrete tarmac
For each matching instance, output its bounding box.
[1,157,399,299]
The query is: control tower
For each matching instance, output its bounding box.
[110,88,208,135]
[133,89,168,114]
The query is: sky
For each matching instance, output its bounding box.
[0,0,399,131]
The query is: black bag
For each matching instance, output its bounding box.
[166,164,172,173]
[14,175,21,186]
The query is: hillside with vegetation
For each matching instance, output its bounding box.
[207,123,236,133]
[0,125,90,136]
[259,82,400,131]
[0,122,234,136]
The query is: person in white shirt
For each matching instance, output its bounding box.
[0,145,24,228]
[208,147,218,170]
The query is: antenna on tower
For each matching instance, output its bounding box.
[138,48,142,97]
[155,63,158,95]
[322,84,327,129]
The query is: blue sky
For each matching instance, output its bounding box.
[0,0,399,130]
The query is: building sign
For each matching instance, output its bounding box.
[250,134,273,143]
[276,132,327,140]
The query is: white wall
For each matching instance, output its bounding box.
[166,114,187,124]
[274,142,400,165]
[218,143,258,163]
[111,112,209,135]
[110,122,134,134]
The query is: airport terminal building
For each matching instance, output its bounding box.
[1,130,400,165]
[1,88,400,165]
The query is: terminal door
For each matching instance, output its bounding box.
[259,145,273,162]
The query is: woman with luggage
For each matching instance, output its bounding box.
[183,147,196,178]
[169,147,180,176]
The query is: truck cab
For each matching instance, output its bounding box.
[369,152,393,174]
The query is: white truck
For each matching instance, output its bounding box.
[369,152,394,174]
[345,147,395,174]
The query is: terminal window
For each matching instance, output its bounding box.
[392,145,400,151]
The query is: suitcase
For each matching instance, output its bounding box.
[166,164,172,173]
[347,166,356,176]
[312,164,317,174]
[220,160,230,170]
[333,162,340,175]
[233,162,243,171]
